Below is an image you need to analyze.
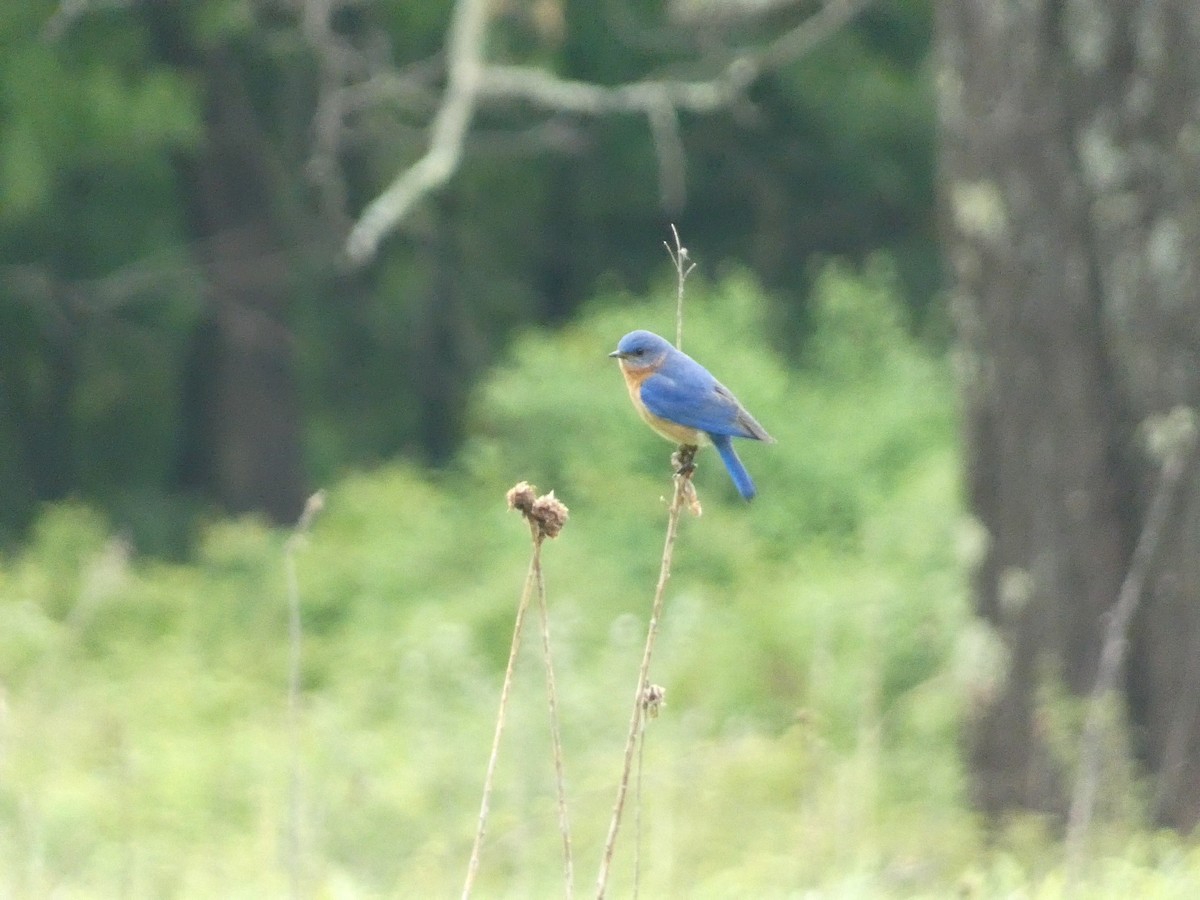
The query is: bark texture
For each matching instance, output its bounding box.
[937,0,1200,826]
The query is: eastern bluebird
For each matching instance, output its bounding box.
[609,330,774,500]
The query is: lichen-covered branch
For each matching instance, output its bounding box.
[343,0,875,264]
[345,0,489,263]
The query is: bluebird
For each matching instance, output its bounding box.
[609,330,774,500]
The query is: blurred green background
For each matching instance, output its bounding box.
[2,1,1197,896]
[3,269,975,895]
[4,270,1192,895]
[0,0,938,547]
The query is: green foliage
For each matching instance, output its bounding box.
[0,270,1191,895]
[0,5,199,226]
[0,0,941,543]
[0,2,204,543]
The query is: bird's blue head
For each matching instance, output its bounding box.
[608,330,673,370]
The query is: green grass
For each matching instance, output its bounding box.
[1,266,1198,896]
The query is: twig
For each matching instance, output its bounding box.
[463,483,569,899]
[634,715,646,900]
[595,447,695,899]
[302,0,364,223]
[595,230,698,897]
[759,0,876,71]
[462,548,538,900]
[534,526,574,898]
[633,684,665,900]
[664,225,695,350]
[646,98,687,212]
[346,0,490,263]
[343,0,876,264]
[1065,408,1198,880]
[476,0,876,118]
[284,490,326,900]
[42,0,132,41]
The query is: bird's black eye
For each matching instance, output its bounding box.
[633,348,645,356]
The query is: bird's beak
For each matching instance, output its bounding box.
[608,349,626,359]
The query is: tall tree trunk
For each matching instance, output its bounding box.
[144,1,308,523]
[938,0,1200,826]
[186,48,306,521]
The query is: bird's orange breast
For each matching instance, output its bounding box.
[618,361,705,446]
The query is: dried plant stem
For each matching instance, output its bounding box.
[533,527,575,898]
[595,452,694,899]
[633,714,648,900]
[464,483,570,897]
[665,224,695,351]
[462,546,539,900]
[284,491,325,900]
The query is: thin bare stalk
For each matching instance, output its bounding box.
[284,490,326,900]
[595,450,694,899]
[634,683,666,899]
[633,707,648,899]
[464,483,569,899]
[1066,409,1198,882]
[629,685,667,900]
[533,529,574,898]
[664,224,695,350]
[596,229,697,898]
[462,548,538,900]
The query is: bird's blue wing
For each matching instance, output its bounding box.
[640,363,754,438]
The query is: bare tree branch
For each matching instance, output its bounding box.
[475,64,745,115]
[1065,407,1200,882]
[646,96,687,212]
[345,0,489,263]
[338,67,442,119]
[302,0,360,223]
[43,0,132,41]
[342,0,875,265]
[759,0,875,70]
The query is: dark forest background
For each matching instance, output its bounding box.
[0,0,935,552]
[4,0,1200,893]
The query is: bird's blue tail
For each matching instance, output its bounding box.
[712,435,756,501]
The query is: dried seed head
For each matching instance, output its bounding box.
[507,482,569,540]
[506,481,537,514]
[642,684,667,718]
[531,491,569,539]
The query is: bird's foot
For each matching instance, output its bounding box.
[672,445,702,515]
[672,444,698,477]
